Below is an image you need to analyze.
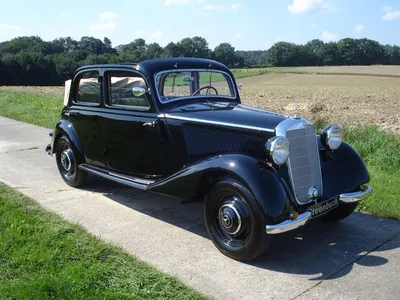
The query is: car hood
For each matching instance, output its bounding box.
[164,102,286,133]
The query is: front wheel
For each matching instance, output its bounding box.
[204,178,272,261]
[321,202,358,222]
[55,136,87,187]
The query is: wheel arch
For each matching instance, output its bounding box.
[53,119,85,164]
[147,154,290,219]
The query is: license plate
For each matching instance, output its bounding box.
[309,198,339,218]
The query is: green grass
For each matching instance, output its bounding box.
[0,182,205,299]
[344,126,400,219]
[0,90,63,128]
[231,67,283,79]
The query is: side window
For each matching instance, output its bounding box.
[108,71,150,109]
[76,71,101,104]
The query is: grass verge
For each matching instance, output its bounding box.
[0,182,205,299]
[231,67,283,79]
[0,90,63,128]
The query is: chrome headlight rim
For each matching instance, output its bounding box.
[266,136,290,166]
[322,125,343,151]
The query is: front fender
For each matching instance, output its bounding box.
[147,154,289,219]
[320,141,369,200]
[53,119,85,164]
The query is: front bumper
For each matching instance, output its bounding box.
[266,211,312,235]
[266,185,372,235]
[339,185,372,203]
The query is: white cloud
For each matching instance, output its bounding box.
[59,12,66,19]
[204,4,214,10]
[198,0,206,2]
[89,12,118,32]
[231,4,242,11]
[149,30,163,37]
[164,0,189,5]
[382,10,400,20]
[288,0,335,14]
[355,24,365,33]
[322,30,339,41]
[382,6,393,12]
[235,32,242,39]
[0,23,24,35]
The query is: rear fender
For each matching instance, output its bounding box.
[52,119,85,164]
[147,154,290,219]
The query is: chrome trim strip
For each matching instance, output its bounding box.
[109,172,155,185]
[266,211,312,235]
[154,68,237,104]
[161,114,275,133]
[339,185,372,203]
[79,164,150,190]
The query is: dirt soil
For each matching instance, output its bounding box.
[238,73,400,133]
[284,65,400,77]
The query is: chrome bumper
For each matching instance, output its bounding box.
[339,185,372,203]
[266,211,312,235]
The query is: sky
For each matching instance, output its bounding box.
[0,0,399,50]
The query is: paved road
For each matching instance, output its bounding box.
[0,116,399,300]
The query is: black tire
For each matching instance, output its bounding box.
[55,136,87,187]
[204,178,272,261]
[321,202,358,222]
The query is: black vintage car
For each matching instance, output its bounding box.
[46,58,372,261]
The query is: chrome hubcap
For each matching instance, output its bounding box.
[60,149,73,171]
[218,199,242,235]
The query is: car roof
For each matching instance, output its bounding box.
[75,57,232,77]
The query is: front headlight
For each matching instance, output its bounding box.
[266,136,290,165]
[322,125,343,150]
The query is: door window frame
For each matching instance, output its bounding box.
[70,68,103,107]
[103,69,156,113]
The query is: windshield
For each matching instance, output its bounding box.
[155,69,235,103]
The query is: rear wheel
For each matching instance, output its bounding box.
[55,136,87,187]
[321,202,358,221]
[204,178,271,261]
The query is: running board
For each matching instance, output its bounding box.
[79,164,155,190]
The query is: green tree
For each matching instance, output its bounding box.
[214,43,237,67]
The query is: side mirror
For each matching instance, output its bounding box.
[132,87,147,97]
[237,82,243,89]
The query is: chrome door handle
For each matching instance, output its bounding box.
[143,121,156,127]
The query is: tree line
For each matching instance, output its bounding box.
[0,35,399,86]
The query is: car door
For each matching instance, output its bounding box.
[101,69,168,177]
[68,69,107,168]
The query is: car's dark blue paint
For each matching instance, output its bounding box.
[51,57,370,223]
[147,154,290,221]
[54,118,85,164]
[319,142,369,200]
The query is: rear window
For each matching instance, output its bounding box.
[76,71,100,104]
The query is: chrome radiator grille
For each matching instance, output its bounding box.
[285,124,323,204]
